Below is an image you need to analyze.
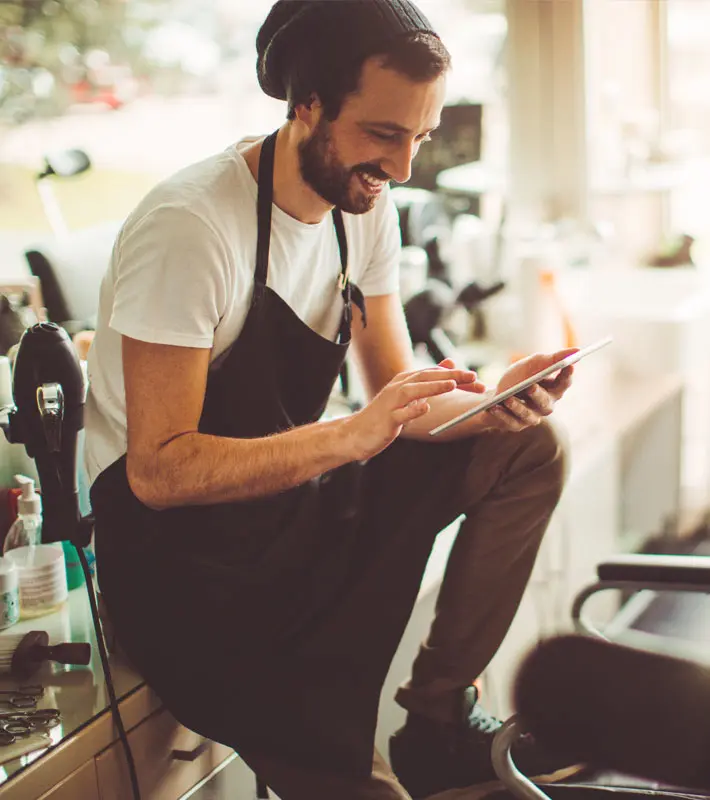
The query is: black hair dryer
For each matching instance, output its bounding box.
[1,323,91,548]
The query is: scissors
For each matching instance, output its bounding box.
[0,708,61,745]
[0,686,44,710]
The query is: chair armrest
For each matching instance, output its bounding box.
[597,554,710,588]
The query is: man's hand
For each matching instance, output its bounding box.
[484,348,577,432]
[342,364,482,460]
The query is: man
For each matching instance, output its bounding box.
[86,1,578,798]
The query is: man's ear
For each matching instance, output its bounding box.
[294,95,323,132]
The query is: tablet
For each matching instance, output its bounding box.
[428,336,613,437]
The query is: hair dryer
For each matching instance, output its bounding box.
[1,322,91,547]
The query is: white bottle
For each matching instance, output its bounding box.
[517,246,573,355]
[4,475,42,554]
[0,557,19,629]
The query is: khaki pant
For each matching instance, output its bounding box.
[246,420,568,798]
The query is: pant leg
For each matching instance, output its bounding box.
[241,747,411,800]
[395,418,569,724]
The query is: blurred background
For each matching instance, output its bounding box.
[3,0,710,750]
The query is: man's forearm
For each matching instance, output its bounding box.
[400,388,495,442]
[129,416,354,510]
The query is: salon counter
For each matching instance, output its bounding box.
[0,586,233,799]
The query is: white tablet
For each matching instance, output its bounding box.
[428,336,613,437]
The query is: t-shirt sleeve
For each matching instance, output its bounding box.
[109,205,230,348]
[357,188,402,297]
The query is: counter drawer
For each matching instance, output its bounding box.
[96,708,232,800]
[37,761,100,800]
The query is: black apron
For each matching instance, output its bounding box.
[92,130,388,777]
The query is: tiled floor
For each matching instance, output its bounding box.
[186,754,277,799]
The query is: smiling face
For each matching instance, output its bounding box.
[298,55,446,214]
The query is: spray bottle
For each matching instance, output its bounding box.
[4,475,42,553]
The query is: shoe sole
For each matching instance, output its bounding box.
[418,763,586,800]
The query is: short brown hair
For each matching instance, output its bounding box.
[286,31,451,121]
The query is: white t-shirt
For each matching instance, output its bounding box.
[84,139,402,484]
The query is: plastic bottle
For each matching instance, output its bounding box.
[62,540,90,591]
[6,543,68,619]
[516,248,577,358]
[2,476,68,619]
[0,557,19,630]
[3,475,42,554]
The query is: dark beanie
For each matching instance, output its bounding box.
[256,0,438,102]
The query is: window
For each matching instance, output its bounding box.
[0,1,507,243]
[583,0,710,265]
[584,0,666,263]
[664,0,710,261]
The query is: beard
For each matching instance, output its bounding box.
[298,117,390,215]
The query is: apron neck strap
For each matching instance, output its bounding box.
[255,130,278,288]
[333,208,349,291]
[254,130,350,290]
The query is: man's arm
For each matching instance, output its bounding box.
[123,337,354,509]
[349,294,495,440]
[123,335,469,510]
[350,294,576,441]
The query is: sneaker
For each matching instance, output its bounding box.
[389,686,583,799]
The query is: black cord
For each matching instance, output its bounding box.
[77,544,142,800]
[49,456,141,799]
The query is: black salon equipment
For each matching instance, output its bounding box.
[0,322,142,799]
[1,323,91,548]
[404,276,506,365]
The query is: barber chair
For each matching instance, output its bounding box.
[255,557,710,800]
[492,553,710,800]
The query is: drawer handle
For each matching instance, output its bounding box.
[172,740,209,762]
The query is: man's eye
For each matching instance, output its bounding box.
[370,131,397,142]
[368,131,433,144]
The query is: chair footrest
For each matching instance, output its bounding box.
[597,554,710,588]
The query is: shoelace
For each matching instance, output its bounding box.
[464,686,502,736]
[464,689,535,745]
[467,700,502,735]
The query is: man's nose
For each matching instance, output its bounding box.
[383,141,417,184]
